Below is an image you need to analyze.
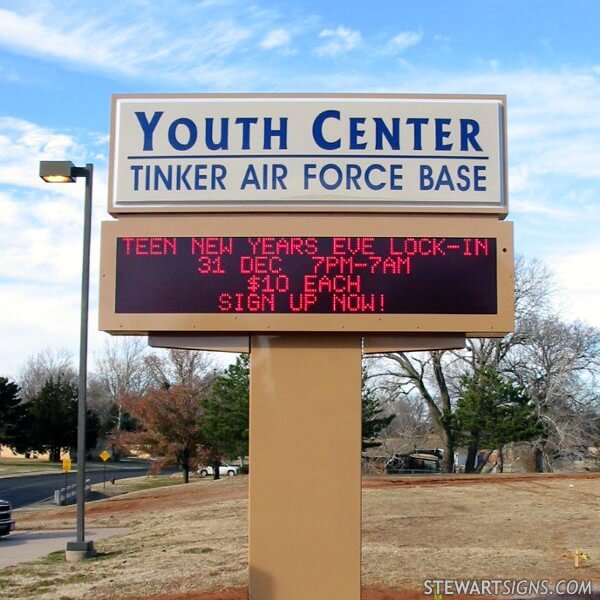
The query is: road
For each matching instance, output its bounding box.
[0,463,153,508]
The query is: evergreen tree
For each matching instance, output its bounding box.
[202,354,249,477]
[28,378,78,461]
[0,377,26,448]
[362,371,395,451]
[24,377,99,461]
[455,367,543,472]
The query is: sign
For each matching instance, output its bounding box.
[99,450,111,462]
[103,91,514,600]
[109,94,507,215]
[99,215,514,335]
[62,458,72,473]
[116,236,497,314]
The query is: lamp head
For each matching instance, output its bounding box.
[39,160,77,183]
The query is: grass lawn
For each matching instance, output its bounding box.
[0,458,58,476]
[92,474,190,497]
[3,474,598,600]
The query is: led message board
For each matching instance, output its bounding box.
[116,236,496,315]
[109,94,507,215]
[99,215,514,335]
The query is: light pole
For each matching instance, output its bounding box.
[39,160,95,559]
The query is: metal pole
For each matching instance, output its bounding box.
[75,164,92,547]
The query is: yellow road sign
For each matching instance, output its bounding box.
[62,458,72,472]
[99,450,111,462]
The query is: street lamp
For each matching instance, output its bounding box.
[39,160,95,559]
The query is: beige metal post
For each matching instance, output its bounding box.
[249,334,362,600]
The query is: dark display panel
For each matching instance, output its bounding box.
[115,236,497,315]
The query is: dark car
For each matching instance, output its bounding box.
[0,499,15,537]
[385,449,442,474]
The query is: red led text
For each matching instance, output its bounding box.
[116,236,497,315]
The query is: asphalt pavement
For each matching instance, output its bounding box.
[0,462,153,508]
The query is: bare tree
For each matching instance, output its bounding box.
[508,315,600,470]
[144,348,217,390]
[365,257,598,473]
[455,257,556,377]
[368,350,460,472]
[375,388,430,457]
[91,337,149,436]
[18,348,76,401]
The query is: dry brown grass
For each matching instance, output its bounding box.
[362,475,600,588]
[1,474,598,599]
[6,479,249,600]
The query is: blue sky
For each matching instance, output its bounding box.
[0,0,599,376]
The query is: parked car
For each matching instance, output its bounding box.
[0,499,15,537]
[385,449,442,474]
[198,463,240,478]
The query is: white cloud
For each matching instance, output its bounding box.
[530,137,600,179]
[0,7,153,77]
[0,279,109,378]
[552,244,600,328]
[0,282,81,377]
[316,26,361,57]
[0,117,106,329]
[388,30,422,52]
[261,28,291,50]
[0,4,264,86]
[511,197,580,219]
[0,192,18,223]
[0,117,109,376]
[0,117,85,191]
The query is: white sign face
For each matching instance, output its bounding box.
[109,94,506,214]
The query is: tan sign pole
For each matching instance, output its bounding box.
[249,334,362,599]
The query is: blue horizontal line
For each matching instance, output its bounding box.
[126,154,489,161]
